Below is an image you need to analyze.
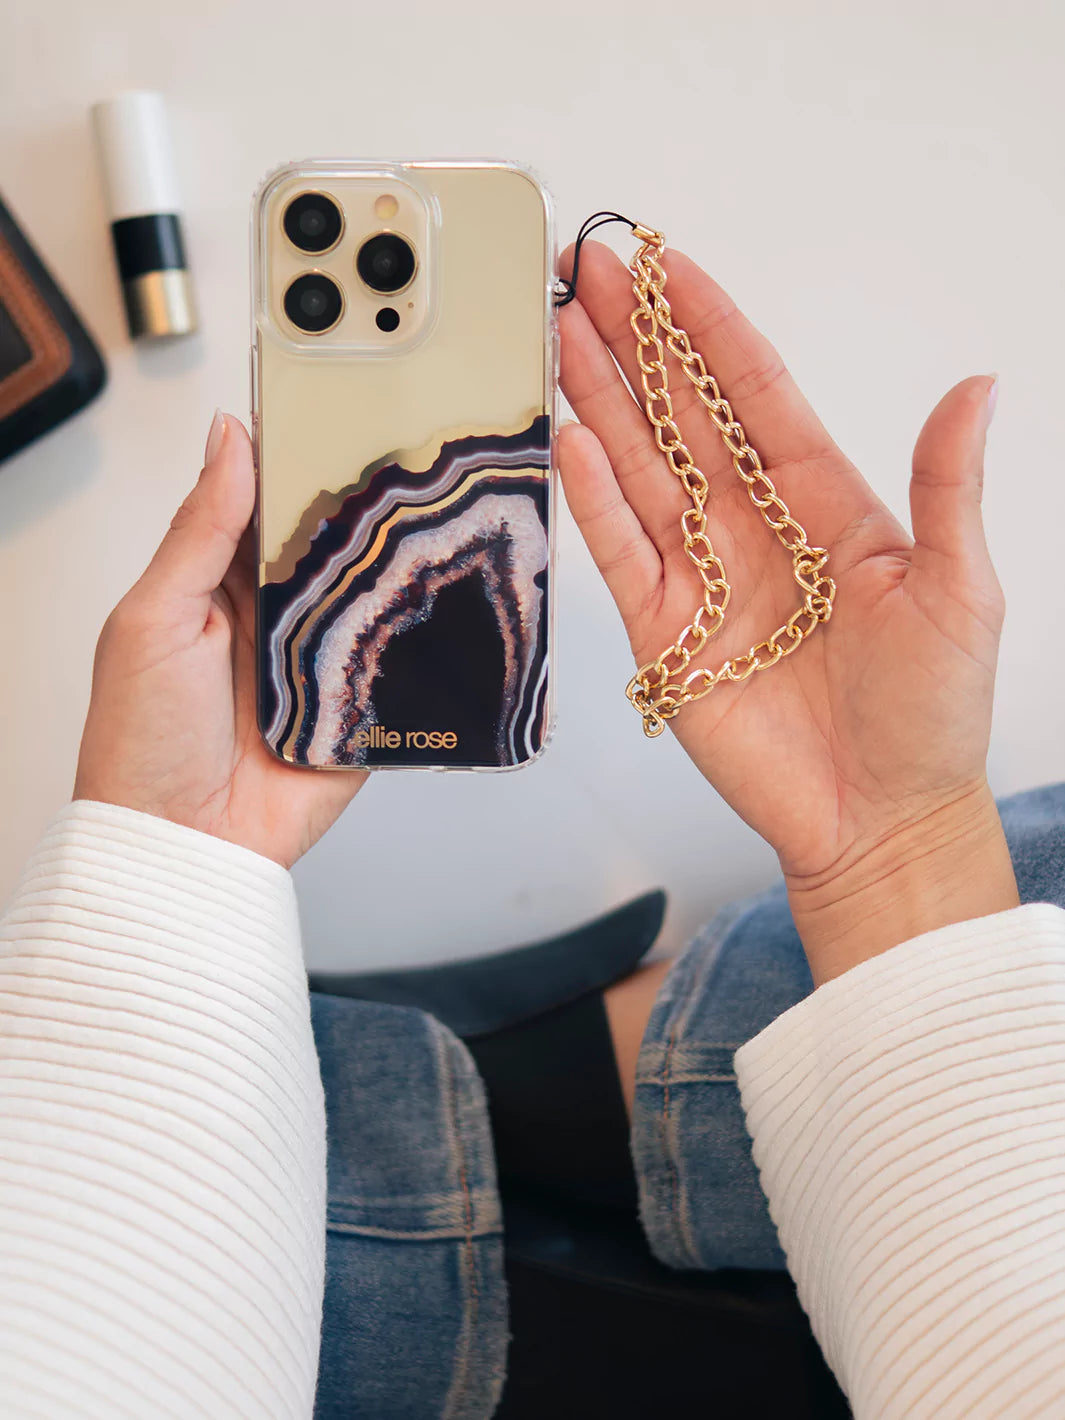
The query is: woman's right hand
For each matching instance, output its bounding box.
[74,410,366,869]
[559,241,1019,981]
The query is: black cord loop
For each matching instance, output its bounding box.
[553,210,640,307]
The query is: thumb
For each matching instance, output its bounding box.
[140,410,255,603]
[909,374,997,571]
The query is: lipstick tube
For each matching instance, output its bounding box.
[91,91,198,339]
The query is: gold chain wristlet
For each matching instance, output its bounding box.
[557,214,837,739]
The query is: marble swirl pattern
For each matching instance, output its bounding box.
[260,415,551,767]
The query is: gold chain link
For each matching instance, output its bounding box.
[622,225,837,737]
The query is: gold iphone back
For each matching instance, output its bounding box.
[251,160,556,770]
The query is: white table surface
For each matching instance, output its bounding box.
[3,0,1063,970]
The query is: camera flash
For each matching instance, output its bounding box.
[374,194,399,221]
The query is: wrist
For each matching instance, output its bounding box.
[784,781,1020,985]
[67,797,295,880]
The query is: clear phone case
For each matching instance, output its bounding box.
[251,159,557,770]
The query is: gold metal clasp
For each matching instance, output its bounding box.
[632,223,664,245]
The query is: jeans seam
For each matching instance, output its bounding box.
[435,1020,480,1420]
[662,1025,681,1226]
[328,1189,485,1207]
[324,1213,498,1243]
[667,1073,737,1084]
[661,1022,706,1266]
[648,895,765,1268]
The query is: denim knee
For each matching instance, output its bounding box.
[311,994,507,1420]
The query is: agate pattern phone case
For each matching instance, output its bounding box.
[252,161,555,770]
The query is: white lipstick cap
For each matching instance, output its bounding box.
[91,90,182,221]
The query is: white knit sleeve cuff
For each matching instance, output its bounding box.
[6,798,298,944]
[735,901,1065,1420]
[0,800,326,1419]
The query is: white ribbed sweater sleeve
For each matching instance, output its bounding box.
[0,801,326,1420]
[735,901,1065,1420]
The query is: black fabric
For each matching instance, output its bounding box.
[496,1195,852,1419]
[310,894,660,1216]
[307,891,851,1411]
[467,988,639,1216]
[308,889,666,1040]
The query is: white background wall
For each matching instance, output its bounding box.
[2,0,1062,969]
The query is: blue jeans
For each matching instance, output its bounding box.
[311,782,1065,1417]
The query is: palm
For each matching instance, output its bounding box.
[75,424,365,871]
[219,535,367,866]
[559,243,1001,880]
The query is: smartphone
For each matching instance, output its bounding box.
[251,159,556,771]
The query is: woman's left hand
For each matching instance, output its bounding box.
[74,411,366,868]
[558,242,1018,981]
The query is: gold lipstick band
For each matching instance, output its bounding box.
[122,268,197,339]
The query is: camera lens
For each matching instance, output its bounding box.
[283,272,344,334]
[356,232,416,293]
[283,192,343,254]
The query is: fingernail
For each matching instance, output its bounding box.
[559,417,578,429]
[204,408,226,464]
[985,375,999,430]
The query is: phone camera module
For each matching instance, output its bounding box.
[283,192,343,254]
[284,272,344,334]
[356,232,416,293]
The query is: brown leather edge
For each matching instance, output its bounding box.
[0,230,72,421]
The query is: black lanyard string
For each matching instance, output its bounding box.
[553,211,640,308]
